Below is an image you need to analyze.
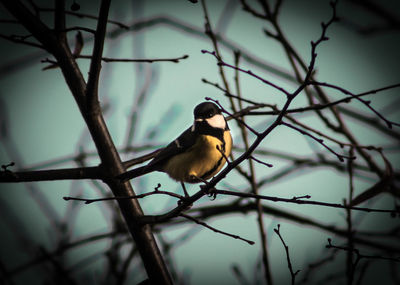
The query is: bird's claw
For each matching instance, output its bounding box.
[200,185,217,200]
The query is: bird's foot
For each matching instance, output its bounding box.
[199,184,217,200]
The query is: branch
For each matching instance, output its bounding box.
[211,189,399,215]
[0,33,45,49]
[308,81,400,129]
[202,49,291,97]
[283,114,379,150]
[0,165,102,182]
[249,155,273,168]
[39,8,129,29]
[245,81,400,115]
[180,213,255,245]
[178,202,400,253]
[63,187,185,204]
[9,231,122,276]
[298,249,340,284]
[338,106,400,140]
[202,77,276,108]
[0,148,164,183]
[1,1,173,282]
[0,15,297,83]
[326,238,400,263]
[274,224,300,285]
[54,0,66,35]
[140,184,399,226]
[280,121,355,162]
[85,0,111,109]
[76,54,189,63]
[62,26,96,34]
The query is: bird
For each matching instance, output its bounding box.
[118,101,232,196]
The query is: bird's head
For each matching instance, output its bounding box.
[193,102,227,130]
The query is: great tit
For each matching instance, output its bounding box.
[118,102,232,188]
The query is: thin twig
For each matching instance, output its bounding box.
[76,54,189,63]
[346,147,355,284]
[212,189,399,214]
[326,238,400,263]
[308,81,400,129]
[238,82,400,117]
[202,49,291,97]
[0,33,45,49]
[180,213,255,245]
[274,224,300,285]
[202,77,274,107]
[249,155,273,168]
[9,231,122,276]
[63,189,185,204]
[39,8,129,29]
[299,249,339,284]
[171,202,400,253]
[281,121,355,162]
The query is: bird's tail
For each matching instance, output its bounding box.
[117,165,154,182]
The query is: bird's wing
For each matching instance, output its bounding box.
[147,126,196,169]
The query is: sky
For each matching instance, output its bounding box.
[0,0,399,284]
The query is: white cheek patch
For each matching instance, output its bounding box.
[206,114,226,129]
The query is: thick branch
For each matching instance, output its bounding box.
[0,1,172,283]
[0,166,102,182]
[85,0,111,109]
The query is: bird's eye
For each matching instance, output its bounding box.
[208,113,213,118]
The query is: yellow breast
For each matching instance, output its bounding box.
[163,131,232,183]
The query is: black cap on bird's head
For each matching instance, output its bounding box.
[193,102,221,119]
